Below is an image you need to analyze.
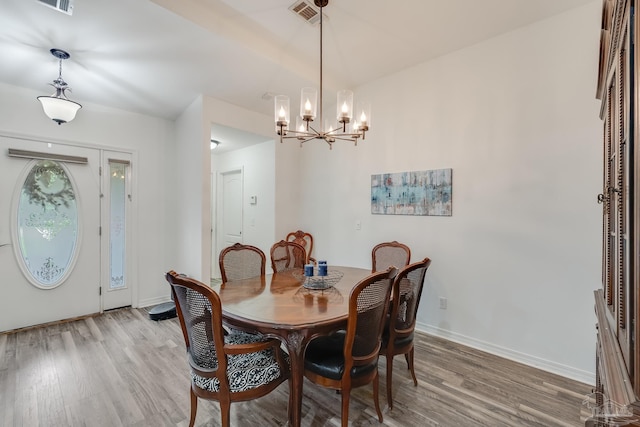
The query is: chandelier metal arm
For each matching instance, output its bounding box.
[274,0,370,147]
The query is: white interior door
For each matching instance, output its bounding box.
[0,136,101,332]
[211,171,217,279]
[222,169,243,246]
[215,169,243,271]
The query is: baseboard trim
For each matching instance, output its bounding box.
[1,312,100,335]
[138,295,171,308]
[417,322,595,386]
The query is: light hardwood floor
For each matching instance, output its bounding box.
[0,308,593,426]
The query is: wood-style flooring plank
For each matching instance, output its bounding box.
[0,308,593,426]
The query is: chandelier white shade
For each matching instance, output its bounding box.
[37,49,82,125]
[274,0,370,148]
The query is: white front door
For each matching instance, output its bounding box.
[0,135,101,332]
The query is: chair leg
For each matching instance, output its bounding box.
[386,353,394,409]
[341,387,351,427]
[220,401,231,427]
[189,388,198,427]
[408,347,417,386]
[373,371,383,423]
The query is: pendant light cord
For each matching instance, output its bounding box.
[319,3,323,131]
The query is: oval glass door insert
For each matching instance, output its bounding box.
[17,160,78,288]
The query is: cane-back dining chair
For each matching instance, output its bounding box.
[371,241,411,273]
[303,266,398,427]
[270,240,307,273]
[165,271,289,427]
[285,230,315,263]
[219,243,266,282]
[380,257,431,408]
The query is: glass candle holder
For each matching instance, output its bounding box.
[304,264,314,277]
[318,264,327,276]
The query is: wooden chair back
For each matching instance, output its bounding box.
[270,240,307,273]
[346,266,397,370]
[371,240,411,272]
[219,243,266,282]
[286,230,314,263]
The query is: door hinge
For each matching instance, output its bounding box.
[99,226,102,236]
[99,286,102,296]
[99,166,102,176]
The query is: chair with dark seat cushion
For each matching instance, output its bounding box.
[219,243,266,282]
[286,230,315,263]
[165,270,289,427]
[371,241,411,273]
[380,257,431,408]
[303,266,397,427]
[270,240,307,273]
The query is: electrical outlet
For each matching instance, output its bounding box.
[355,220,361,230]
[439,297,447,309]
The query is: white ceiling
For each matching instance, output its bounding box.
[0,0,595,149]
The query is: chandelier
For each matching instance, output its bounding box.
[37,49,82,125]
[274,0,370,149]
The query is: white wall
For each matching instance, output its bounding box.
[295,2,602,383]
[172,96,211,281]
[274,139,304,240]
[212,141,276,273]
[0,81,174,309]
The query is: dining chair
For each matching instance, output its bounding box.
[165,270,290,427]
[303,266,398,427]
[285,230,315,263]
[219,243,266,282]
[371,241,411,273]
[380,257,431,409]
[270,240,307,273]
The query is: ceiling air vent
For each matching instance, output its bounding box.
[36,0,74,16]
[289,0,320,25]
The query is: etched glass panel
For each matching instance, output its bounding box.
[17,160,78,287]
[109,162,127,289]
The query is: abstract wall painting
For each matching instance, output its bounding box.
[371,168,452,216]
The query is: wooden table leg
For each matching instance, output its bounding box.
[285,331,306,427]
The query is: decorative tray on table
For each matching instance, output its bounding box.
[293,270,344,290]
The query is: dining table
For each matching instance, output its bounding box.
[210,265,371,427]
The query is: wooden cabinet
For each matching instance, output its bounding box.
[593,0,640,425]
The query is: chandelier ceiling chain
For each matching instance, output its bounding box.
[275,0,370,149]
[37,48,82,125]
